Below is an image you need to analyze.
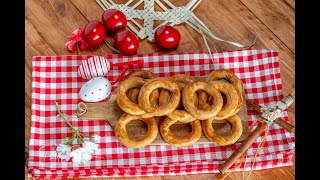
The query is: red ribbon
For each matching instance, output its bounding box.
[65,28,87,52]
[110,59,144,85]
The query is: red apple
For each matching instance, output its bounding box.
[102,9,127,32]
[154,25,181,48]
[114,29,139,55]
[83,21,106,47]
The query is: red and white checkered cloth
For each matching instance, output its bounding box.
[28,49,295,178]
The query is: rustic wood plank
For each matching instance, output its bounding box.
[25,105,32,150]
[282,0,295,10]
[239,0,294,52]
[25,0,295,179]
[26,0,103,55]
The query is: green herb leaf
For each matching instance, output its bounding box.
[86,134,95,138]
[64,137,72,142]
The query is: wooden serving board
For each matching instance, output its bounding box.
[77,79,249,145]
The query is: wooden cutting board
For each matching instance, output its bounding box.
[77,80,249,145]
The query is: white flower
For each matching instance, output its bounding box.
[92,134,101,142]
[70,148,92,164]
[83,141,98,153]
[56,144,71,161]
[69,141,98,164]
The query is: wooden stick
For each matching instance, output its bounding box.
[274,118,295,133]
[246,99,295,133]
[219,122,268,174]
[246,99,262,112]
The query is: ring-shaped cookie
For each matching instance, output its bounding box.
[127,87,159,107]
[208,80,239,120]
[138,79,180,118]
[159,75,198,109]
[182,81,223,120]
[202,114,242,146]
[198,90,213,110]
[114,113,158,148]
[117,76,147,115]
[206,69,243,114]
[160,116,202,147]
[127,88,140,104]
[125,70,159,107]
[170,74,197,109]
[125,70,155,80]
[169,74,196,85]
[161,74,198,122]
[158,89,171,107]
[160,88,198,123]
[159,88,196,110]
[167,110,197,123]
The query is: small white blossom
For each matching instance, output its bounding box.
[56,144,71,161]
[70,148,92,164]
[69,141,98,164]
[83,141,98,154]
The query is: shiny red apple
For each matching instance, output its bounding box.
[83,21,106,47]
[154,25,181,48]
[102,9,127,32]
[114,29,139,55]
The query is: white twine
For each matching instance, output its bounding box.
[190,16,216,64]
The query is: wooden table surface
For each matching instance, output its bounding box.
[25,0,295,179]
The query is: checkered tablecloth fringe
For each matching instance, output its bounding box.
[28,49,295,178]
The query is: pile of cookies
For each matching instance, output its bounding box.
[114,69,243,148]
